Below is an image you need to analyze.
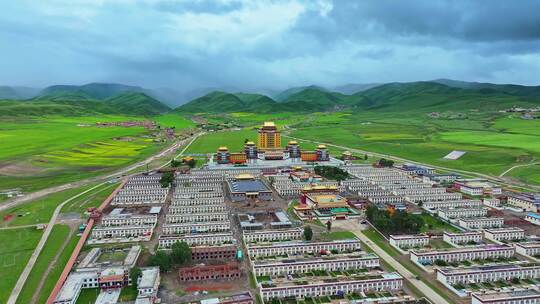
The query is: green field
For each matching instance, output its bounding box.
[0,115,176,193]
[16,224,72,304]
[507,164,540,186]
[285,112,540,185]
[0,227,43,304]
[186,129,258,153]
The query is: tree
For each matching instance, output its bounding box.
[377,158,395,168]
[170,159,182,167]
[326,220,332,232]
[314,166,350,181]
[148,250,172,272]
[160,172,174,188]
[170,241,192,265]
[186,158,197,168]
[364,154,368,160]
[130,266,142,288]
[303,226,313,241]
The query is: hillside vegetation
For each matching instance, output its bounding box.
[0,91,170,117]
[176,81,540,114]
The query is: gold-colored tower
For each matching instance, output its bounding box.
[257,121,281,150]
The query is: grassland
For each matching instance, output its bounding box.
[185,129,258,154]
[16,224,72,304]
[0,114,192,194]
[0,227,43,304]
[285,112,540,185]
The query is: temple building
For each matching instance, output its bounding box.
[294,185,359,220]
[258,121,281,150]
[212,122,337,166]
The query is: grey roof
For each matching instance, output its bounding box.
[228,179,270,193]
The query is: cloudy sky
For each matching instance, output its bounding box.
[1,0,540,91]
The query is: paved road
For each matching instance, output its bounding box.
[334,221,450,304]
[284,134,540,191]
[0,133,202,213]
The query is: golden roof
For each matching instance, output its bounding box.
[317,144,327,149]
[245,141,255,145]
[263,121,276,127]
[218,146,228,151]
[235,173,255,180]
[310,194,348,208]
[342,151,352,156]
[302,185,338,191]
[288,140,298,145]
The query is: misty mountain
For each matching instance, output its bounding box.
[432,79,540,98]
[0,86,41,99]
[333,83,382,95]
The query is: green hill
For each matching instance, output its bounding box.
[0,99,116,117]
[105,92,170,115]
[176,91,278,113]
[33,91,94,101]
[274,85,327,102]
[279,87,368,111]
[359,82,540,112]
[433,79,540,97]
[176,87,372,114]
[0,91,170,117]
[39,83,149,100]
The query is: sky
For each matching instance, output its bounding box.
[1,0,540,91]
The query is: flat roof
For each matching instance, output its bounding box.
[228,179,270,193]
[411,244,513,256]
[149,206,161,214]
[390,234,429,240]
[473,289,540,301]
[95,289,121,304]
[139,267,160,289]
[438,262,540,274]
[56,270,97,301]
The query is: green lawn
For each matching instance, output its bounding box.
[0,227,43,304]
[419,213,461,233]
[319,230,357,241]
[16,224,72,304]
[119,285,138,301]
[76,288,100,304]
